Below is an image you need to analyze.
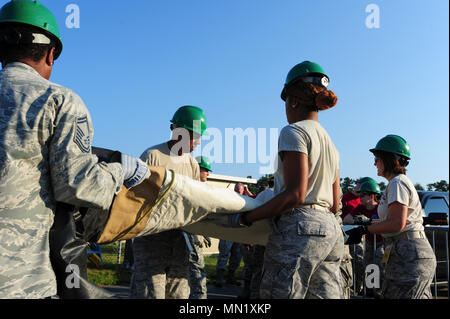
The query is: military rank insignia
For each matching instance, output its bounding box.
[74,116,91,153]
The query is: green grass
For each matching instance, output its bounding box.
[87,243,244,286]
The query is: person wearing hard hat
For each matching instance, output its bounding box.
[0,0,150,298]
[130,105,207,299]
[351,179,385,298]
[346,135,436,298]
[186,156,212,299]
[341,176,375,296]
[223,61,344,298]
[197,155,212,182]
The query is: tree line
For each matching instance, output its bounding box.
[247,175,449,195]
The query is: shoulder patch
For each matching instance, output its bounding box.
[74,116,91,153]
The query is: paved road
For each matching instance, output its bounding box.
[104,282,244,299]
[103,283,449,299]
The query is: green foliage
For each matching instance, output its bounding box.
[247,174,274,195]
[340,177,386,193]
[87,243,131,286]
[427,180,449,192]
[338,177,447,194]
[87,244,245,287]
[340,177,356,194]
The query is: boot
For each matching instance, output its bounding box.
[226,270,241,286]
[215,269,225,288]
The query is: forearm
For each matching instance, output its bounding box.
[368,202,407,234]
[245,189,302,223]
[330,170,341,214]
[368,219,405,234]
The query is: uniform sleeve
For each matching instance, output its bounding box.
[140,148,156,166]
[387,178,411,207]
[191,157,200,181]
[48,90,124,210]
[278,125,309,155]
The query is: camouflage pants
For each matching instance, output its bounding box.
[249,245,265,299]
[340,245,353,299]
[364,240,385,294]
[381,237,436,299]
[188,241,207,299]
[216,240,242,273]
[260,208,344,299]
[129,230,190,299]
[240,244,264,298]
[349,241,365,294]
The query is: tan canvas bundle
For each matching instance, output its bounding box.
[97,166,167,244]
[96,166,272,246]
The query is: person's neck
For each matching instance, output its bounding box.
[384,173,398,181]
[14,58,51,79]
[289,110,318,124]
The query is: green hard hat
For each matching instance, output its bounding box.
[0,0,63,59]
[370,134,411,159]
[281,61,329,101]
[196,156,212,171]
[171,105,208,136]
[357,177,376,185]
[359,180,381,195]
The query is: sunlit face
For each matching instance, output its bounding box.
[199,168,209,182]
[171,126,201,153]
[359,193,372,207]
[234,183,245,194]
[285,96,297,124]
[374,156,384,177]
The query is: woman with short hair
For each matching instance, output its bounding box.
[346,135,436,299]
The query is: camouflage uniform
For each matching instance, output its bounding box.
[249,245,265,299]
[130,230,190,299]
[260,208,344,299]
[216,240,242,274]
[130,142,199,299]
[378,174,436,299]
[349,241,365,295]
[188,234,207,299]
[364,238,385,296]
[0,63,124,298]
[381,236,436,299]
[240,244,266,299]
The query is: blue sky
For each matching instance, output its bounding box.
[41,0,448,186]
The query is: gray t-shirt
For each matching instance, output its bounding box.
[377,174,424,238]
[274,120,339,209]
